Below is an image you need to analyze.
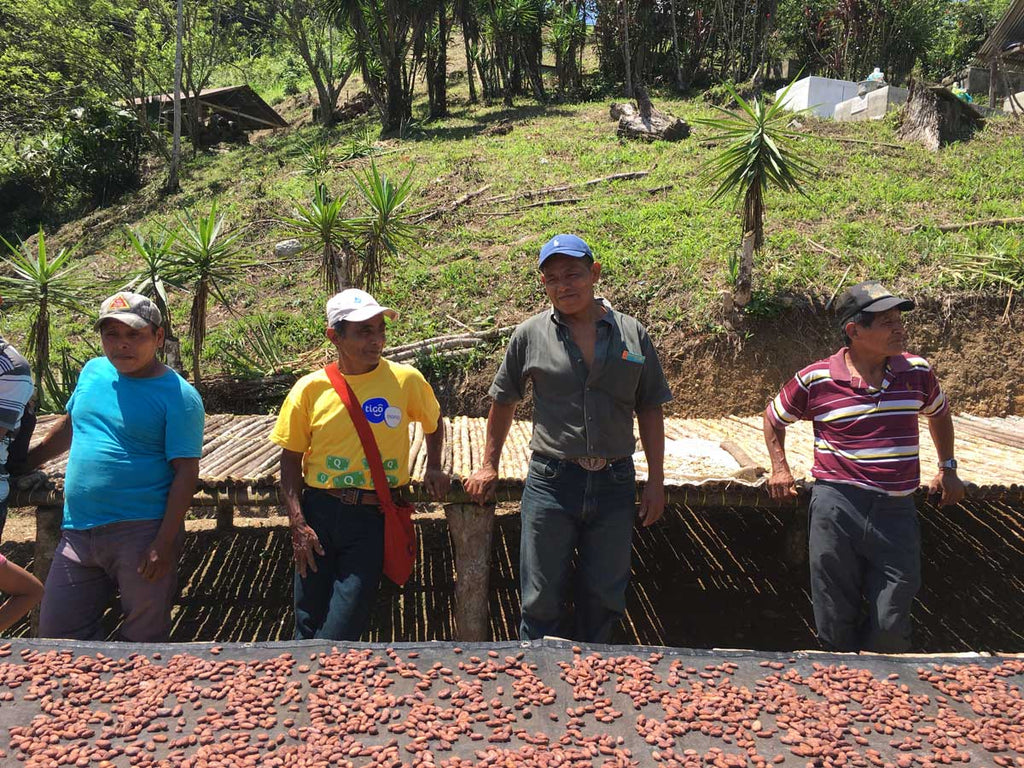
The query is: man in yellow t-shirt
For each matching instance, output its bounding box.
[271,289,449,640]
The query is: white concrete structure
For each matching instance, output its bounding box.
[1004,91,1024,113]
[833,86,909,122]
[775,76,859,118]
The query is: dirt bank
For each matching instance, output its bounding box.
[200,296,1022,418]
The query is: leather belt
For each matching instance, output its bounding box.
[314,487,405,506]
[536,454,632,472]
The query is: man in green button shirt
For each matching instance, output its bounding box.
[466,234,672,643]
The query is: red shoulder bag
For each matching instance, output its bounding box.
[324,364,417,586]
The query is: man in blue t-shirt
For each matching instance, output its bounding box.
[26,292,205,642]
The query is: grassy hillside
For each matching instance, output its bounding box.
[2,78,1022,398]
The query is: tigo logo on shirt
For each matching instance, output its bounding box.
[363,398,402,428]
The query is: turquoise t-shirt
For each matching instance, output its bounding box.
[63,357,205,530]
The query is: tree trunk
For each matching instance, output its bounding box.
[743,181,764,250]
[734,230,755,308]
[165,0,184,192]
[462,14,477,103]
[496,43,514,106]
[621,0,633,97]
[190,281,208,385]
[32,297,49,396]
[153,291,183,372]
[381,58,410,132]
[430,2,449,118]
[669,0,684,91]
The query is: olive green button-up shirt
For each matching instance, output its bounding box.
[488,301,672,459]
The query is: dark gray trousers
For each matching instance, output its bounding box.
[808,480,921,653]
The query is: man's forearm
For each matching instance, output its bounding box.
[636,406,665,480]
[928,411,956,462]
[425,414,444,469]
[482,401,516,470]
[763,411,791,471]
[155,459,199,544]
[279,451,306,525]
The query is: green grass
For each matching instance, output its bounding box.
[3,80,1023,382]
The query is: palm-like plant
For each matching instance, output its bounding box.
[697,80,817,305]
[0,228,86,392]
[125,227,179,323]
[124,226,184,371]
[278,183,353,293]
[349,161,423,292]
[166,203,249,384]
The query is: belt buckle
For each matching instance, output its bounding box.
[577,456,607,471]
[338,487,360,505]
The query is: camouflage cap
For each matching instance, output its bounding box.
[835,281,914,326]
[95,292,163,330]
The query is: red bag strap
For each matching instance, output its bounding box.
[323,364,395,507]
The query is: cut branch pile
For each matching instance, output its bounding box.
[899,217,1024,234]
[415,184,493,223]
[417,170,654,220]
[385,325,517,363]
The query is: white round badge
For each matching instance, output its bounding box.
[384,406,402,428]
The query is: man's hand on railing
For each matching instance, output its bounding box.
[464,466,498,505]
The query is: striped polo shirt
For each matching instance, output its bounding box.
[766,348,949,496]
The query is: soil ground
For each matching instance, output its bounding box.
[198,296,1024,418]
[433,296,1024,419]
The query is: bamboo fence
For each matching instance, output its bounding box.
[10,414,1024,510]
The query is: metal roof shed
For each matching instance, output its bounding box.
[132,84,288,132]
[976,0,1024,111]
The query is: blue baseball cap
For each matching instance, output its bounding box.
[538,234,593,268]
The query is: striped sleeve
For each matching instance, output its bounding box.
[919,367,949,418]
[0,344,34,432]
[766,372,810,429]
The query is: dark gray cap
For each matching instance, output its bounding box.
[836,281,914,326]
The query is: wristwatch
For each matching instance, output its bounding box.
[938,458,958,471]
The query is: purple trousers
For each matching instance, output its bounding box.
[38,519,182,643]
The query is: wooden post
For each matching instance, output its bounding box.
[989,59,998,110]
[444,503,496,641]
[32,504,62,633]
[215,496,234,532]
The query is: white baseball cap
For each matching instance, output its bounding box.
[325,289,399,327]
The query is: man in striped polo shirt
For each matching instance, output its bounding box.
[764,281,964,653]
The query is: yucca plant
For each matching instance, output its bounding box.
[0,228,86,392]
[349,161,424,291]
[278,183,353,293]
[39,345,91,414]
[123,226,185,371]
[299,135,332,177]
[337,127,380,163]
[166,203,250,384]
[219,313,288,377]
[697,80,817,305]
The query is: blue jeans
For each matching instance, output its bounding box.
[808,481,921,653]
[519,453,637,643]
[293,489,384,641]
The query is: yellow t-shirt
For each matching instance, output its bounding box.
[270,359,441,489]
